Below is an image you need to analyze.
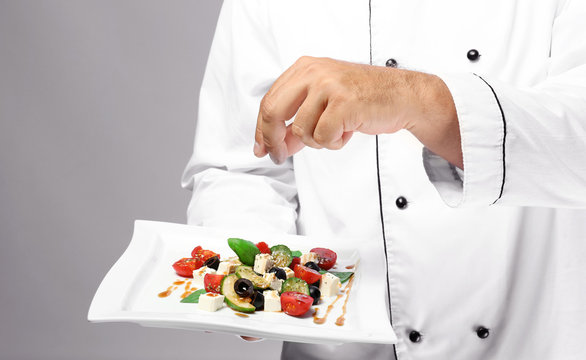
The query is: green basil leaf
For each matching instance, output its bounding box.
[180,289,206,303]
[291,250,302,257]
[227,238,260,266]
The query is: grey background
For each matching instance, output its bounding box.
[0,1,282,359]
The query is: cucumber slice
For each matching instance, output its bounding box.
[221,274,256,313]
[227,238,260,266]
[270,244,293,267]
[281,277,310,295]
[235,265,270,289]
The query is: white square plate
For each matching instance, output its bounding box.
[88,220,397,345]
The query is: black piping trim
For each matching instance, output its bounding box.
[371,1,398,358]
[474,74,507,204]
[375,136,393,326]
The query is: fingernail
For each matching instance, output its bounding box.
[253,141,260,156]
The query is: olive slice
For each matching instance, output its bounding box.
[251,290,264,310]
[309,285,321,305]
[304,261,320,272]
[268,267,287,281]
[234,278,254,298]
[204,256,220,271]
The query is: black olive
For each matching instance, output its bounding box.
[305,261,320,272]
[269,267,287,281]
[204,256,220,271]
[234,278,254,298]
[251,290,264,310]
[309,286,321,305]
[311,280,320,288]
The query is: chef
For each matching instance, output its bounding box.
[182,0,586,359]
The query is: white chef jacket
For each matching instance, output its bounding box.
[181,1,586,359]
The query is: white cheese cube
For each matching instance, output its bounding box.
[263,272,284,291]
[192,266,216,288]
[319,273,341,297]
[198,293,225,312]
[300,252,318,266]
[263,290,281,312]
[254,253,273,274]
[283,267,295,279]
[217,261,239,275]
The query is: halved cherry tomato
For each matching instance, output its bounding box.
[290,257,301,271]
[255,241,271,254]
[172,257,204,277]
[294,265,322,285]
[191,246,202,257]
[281,291,313,316]
[310,247,337,270]
[204,273,225,294]
[191,246,220,262]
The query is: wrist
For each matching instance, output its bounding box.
[407,72,463,168]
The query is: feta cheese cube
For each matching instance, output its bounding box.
[192,266,216,288]
[263,272,284,291]
[217,260,239,275]
[254,253,273,274]
[283,267,295,279]
[319,273,341,297]
[263,290,281,312]
[300,252,318,266]
[198,293,225,312]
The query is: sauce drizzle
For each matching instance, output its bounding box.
[158,286,174,298]
[234,313,249,318]
[335,274,355,326]
[180,282,197,299]
[313,292,344,324]
[313,272,355,325]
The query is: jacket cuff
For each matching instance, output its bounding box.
[424,72,506,207]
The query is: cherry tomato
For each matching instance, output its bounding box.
[255,241,271,254]
[172,257,204,278]
[310,247,337,270]
[290,257,301,271]
[191,246,202,257]
[204,273,225,294]
[191,246,220,262]
[281,291,313,316]
[294,265,322,285]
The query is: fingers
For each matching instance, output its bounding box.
[284,99,353,154]
[253,56,357,162]
[311,104,353,150]
[239,336,265,342]
[254,58,309,162]
[290,92,327,149]
[255,81,309,164]
[284,125,305,157]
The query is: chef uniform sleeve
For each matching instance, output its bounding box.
[181,0,298,233]
[425,0,586,208]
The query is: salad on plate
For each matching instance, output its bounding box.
[161,237,355,321]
